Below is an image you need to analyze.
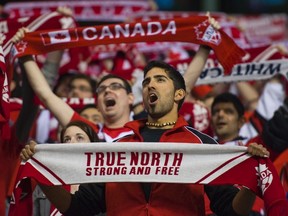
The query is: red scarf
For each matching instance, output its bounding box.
[12,16,246,75]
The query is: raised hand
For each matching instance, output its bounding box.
[206,12,221,30]
[11,27,29,44]
[56,6,73,17]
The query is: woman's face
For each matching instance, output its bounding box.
[62,126,91,143]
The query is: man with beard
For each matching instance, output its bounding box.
[21,60,270,216]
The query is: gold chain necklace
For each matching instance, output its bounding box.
[145,121,176,127]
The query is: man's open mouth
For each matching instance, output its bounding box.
[105,98,116,107]
[149,93,158,104]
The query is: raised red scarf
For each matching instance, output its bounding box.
[12,16,246,74]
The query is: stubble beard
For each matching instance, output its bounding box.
[148,104,169,119]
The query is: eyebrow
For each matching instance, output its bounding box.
[142,74,169,85]
[70,84,91,88]
[154,74,169,79]
[63,135,70,139]
[99,81,123,87]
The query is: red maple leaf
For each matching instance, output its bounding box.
[54,33,67,40]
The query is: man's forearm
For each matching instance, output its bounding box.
[183,45,211,93]
[232,187,256,216]
[20,55,54,101]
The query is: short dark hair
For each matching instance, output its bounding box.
[70,74,97,94]
[60,121,99,143]
[143,60,186,110]
[53,73,75,93]
[79,104,98,114]
[97,74,132,95]
[211,93,244,118]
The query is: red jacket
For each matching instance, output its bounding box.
[66,116,238,216]
[105,116,215,216]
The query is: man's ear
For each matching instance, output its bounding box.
[128,92,135,106]
[175,89,186,102]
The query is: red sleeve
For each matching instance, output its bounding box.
[70,112,99,133]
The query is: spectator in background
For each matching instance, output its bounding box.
[67,74,97,99]
[79,104,104,125]
[53,73,75,98]
[211,92,247,145]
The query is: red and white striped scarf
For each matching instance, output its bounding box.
[11,143,288,216]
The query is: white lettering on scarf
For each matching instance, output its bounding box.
[50,21,177,44]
